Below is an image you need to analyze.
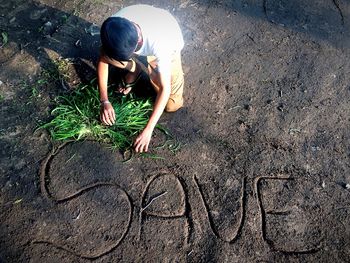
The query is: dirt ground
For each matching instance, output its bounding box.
[1,0,350,262]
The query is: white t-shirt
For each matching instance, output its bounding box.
[113,5,184,76]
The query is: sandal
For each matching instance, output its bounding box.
[119,71,142,93]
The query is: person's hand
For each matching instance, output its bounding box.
[100,101,115,126]
[117,86,132,95]
[134,127,153,153]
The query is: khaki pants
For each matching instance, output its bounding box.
[147,52,184,112]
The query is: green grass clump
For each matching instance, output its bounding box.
[41,81,154,150]
[1,32,8,47]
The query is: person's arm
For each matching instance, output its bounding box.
[97,57,115,126]
[134,71,171,153]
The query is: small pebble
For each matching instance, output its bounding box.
[86,24,100,36]
[311,146,321,152]
[74,39,81,47]
[346,184,350,190]
[277,104,284,112]
[244,104,251,111]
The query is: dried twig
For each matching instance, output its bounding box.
[141,191,168,212]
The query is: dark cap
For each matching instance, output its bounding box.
[100,17,138,61]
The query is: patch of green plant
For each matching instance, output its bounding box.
[40,80,156,150]
[31,86,40,98]
[53,58,71,80]
[61,14,69,24]
[27,58,71,87]
[1,32,8,47]
[22,75,48,103]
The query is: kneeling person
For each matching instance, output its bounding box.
[97,4,185,153]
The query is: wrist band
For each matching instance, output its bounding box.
[100,100,111,105]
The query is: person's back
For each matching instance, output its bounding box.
[112,5,184,75]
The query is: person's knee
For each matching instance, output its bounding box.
[165,103,181,112]
[165,97,183,112]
